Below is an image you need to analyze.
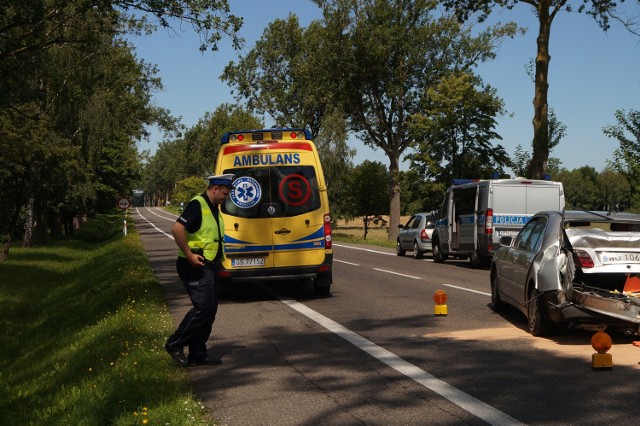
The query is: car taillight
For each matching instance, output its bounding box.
[485,208,493,235]
[420,229,430,241]
[574,249,594,268]
[324,213,332,249]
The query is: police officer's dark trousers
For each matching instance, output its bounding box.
[165,257,218,360]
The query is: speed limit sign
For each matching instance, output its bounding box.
[117,197,130,210]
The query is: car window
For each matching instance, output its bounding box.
[412,216,423,229]
[222,165,321,218]
[527,217,548,251]
[514,219,538,251]
[425,217,436,229]
[404,216,417,229]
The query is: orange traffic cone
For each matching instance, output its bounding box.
[623,274,640,293]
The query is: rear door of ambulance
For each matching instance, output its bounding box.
[268,143,327,271]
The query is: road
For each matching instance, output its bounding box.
[133,207,640,426]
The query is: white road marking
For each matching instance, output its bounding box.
[372,268,422,280]
[443,283,491,297]
[264,285,524,426]
[134,208,174,240]
[142,206,178,221]
[334,259,359,266]
[138,215,520,424]
[333,243,396,256]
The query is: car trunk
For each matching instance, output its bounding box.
[557,227,640,333]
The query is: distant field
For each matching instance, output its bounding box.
[332,216,410,248]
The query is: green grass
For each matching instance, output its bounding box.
[333,226,396,248]
[0,215,213,426]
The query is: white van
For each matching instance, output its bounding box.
[432,177,565,267]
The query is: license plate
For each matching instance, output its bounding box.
[231,257,265,267]
[496,229,520,237]
[601,252,640,264]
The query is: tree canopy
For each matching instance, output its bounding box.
[442,0,640,179]
[408,71,511,183]
[604,108,640,210]
[310,0,521,240]
[0,0,244,260]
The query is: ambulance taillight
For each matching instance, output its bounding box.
[324,214,332,249]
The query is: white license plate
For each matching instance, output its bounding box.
[232,257,265,267]
[601,252,640,264]
[497,229,520,237]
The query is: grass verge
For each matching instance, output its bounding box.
[0,215,212,425]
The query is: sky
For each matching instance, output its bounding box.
[128,0,640,175]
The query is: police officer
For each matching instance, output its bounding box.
[165,174,235,367]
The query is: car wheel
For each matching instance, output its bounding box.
[314,272,332,297]
[470,248,482,268]
[396,239,406,256]
[490,271,506,312]
[413,241,424,259]
[432,238,446,263]
[526,285,554,336]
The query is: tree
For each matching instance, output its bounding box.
[221,15,335,138]
[556,166,599,209]
[511,144,531,177]
[0,0,244,260]
[604,108,640,210]
[408,71,511,184]
[313,109,355,219]
[140,105,264,205]
[604,109,640,183]
[0,0,242,60]
[173,177,208,206]
[221,14,354,218]
[398,169,447,216]
[315,0,520,240]
[511,107,566,177]
[442,0,640,179]
[142,139,187,207]
[182,104,263,178]
[596,168,630,212]
[345,161,390,239]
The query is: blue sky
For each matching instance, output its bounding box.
[128,1,640,175]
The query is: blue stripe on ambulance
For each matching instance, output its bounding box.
[224,227,325,253]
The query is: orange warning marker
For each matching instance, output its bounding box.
[591,331,613,370]
[623,274,640,293]
[433,289,448,316]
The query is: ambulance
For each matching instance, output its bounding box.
[214,128,333,295]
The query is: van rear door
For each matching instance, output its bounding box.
[492,182,563,243]
[269,165,326,269]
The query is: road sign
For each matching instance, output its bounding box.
[117,197,130,210]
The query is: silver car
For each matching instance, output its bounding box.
[491,210,640,336]
[396,213,436,259]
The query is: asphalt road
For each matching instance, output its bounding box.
[133,207,640,426]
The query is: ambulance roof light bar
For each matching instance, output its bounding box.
[221,128,312,144]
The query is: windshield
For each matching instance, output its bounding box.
[222,166,321,218]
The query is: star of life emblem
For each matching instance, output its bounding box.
[230,176,262,208]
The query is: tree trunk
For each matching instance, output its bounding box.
[22,198,34,247]
[528,1,552,179]
[387,154,401,241]
[0,233,11,261]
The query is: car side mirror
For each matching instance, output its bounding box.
[499,236,513,247]
[398,224,404,229]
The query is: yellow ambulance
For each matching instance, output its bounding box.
[214,128,333,295]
